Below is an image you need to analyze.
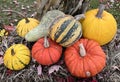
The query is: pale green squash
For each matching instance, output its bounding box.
[25,10,65,42]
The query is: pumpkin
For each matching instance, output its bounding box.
[32,36,62,65]
[25,10,65,42]
[81,4,117,45]
[16,18,39,37]
[64,38,106,78]
[3,44,31,70]
[49,15,82,47]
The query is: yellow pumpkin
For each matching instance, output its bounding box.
[81,4,117,45]
[16,18,39,37]
[3,44,30,70]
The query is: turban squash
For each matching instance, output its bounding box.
[64,38,106,78]
[3,44,30,70]
[16,18,39,37]
[32,37,62,65]
[25,10,65,42]
[81,4,117,45]
[49,15,82,47]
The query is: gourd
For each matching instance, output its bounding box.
[49,15,82,47]
[64,38,106,78]
[81,4,117,45]
[32,36,62,65]
[16,18,39,37]
[3,44,31,70]
[25,10,65,42]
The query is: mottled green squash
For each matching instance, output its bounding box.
[25,10,65,42]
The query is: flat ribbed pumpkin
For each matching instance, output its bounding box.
[81,4,117,45]
[49,15,82,47]
[32,37,62,65]
[64,38,106,78]
[16,18,39,37]
[3,44,30,70]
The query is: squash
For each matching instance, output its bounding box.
[3,44,30,70]
[64,38,106,78]
[49,15,82,47]
[25,10,65,42]
[16,18,39,37]
[32,36,62,65]
[81,4,117,45]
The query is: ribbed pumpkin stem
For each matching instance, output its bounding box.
[44,36,50,48]
[25,17,30,23]
[11,48,15,56]
[96,4,105,18]
[79,43,86,57]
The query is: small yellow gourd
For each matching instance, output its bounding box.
[16,18,39,37]
[3,44,31,70]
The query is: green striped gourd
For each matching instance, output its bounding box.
[25,10,65,42]
[49,15,82,47]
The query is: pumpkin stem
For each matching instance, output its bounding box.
[74,14,85,21]
[79,43,86,57]
[11,48,15,56]
[96,4,105,18]
[44,36,50,48]
[25,17,30,23]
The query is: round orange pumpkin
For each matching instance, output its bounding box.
[32,37,62,65]
[64,38,106,78]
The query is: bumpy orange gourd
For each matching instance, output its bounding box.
[32,37,62,65]
[81,4,117,45]
[64,38,106,78]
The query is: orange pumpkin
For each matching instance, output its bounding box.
[64,38,106,78]
[32,37,62,65]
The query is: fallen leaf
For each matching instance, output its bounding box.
[48,65,61,74]
[4,25,15,32]
[37,65,42,76]
[6,69,12,75]
[66,76,74,82]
